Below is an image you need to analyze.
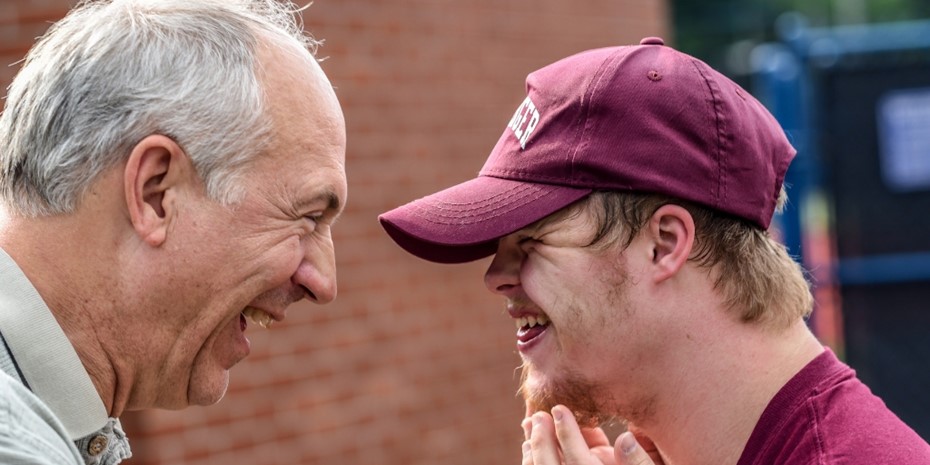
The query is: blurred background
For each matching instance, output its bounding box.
[1,0,928,463]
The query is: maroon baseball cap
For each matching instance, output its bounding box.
[379,37,796,264]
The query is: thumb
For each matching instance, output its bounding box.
[614,431,655,465]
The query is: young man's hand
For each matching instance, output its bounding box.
[520,405,663,465]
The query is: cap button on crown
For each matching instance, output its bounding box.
[639,37,665,46]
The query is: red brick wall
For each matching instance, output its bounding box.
[1,1,668,463]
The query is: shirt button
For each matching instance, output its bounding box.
[87,435,108,456]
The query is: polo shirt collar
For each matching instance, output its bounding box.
[0,247,110,440]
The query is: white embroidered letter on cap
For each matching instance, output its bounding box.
[507,96,540,149]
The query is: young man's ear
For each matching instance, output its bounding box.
[123,135,192,246]
[647,204,695,283]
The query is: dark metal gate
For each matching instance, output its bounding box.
[754,15,930,439]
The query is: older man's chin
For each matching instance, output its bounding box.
[186,370,231,407]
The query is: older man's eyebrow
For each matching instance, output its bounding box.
[296,188,342,213]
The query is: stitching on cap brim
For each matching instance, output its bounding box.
[379,177,591,263]
[409,182,561,226]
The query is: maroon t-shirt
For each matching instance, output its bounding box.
[737,349,930,464]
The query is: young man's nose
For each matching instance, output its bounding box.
[483,236,524,296]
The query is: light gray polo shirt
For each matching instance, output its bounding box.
[0,248,131,465]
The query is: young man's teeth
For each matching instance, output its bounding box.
[243,307,273,329]
[515,314,550,330]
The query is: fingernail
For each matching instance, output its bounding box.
[552,407,563,422]
[619,432,637,454]
[532,414,542,427]
[522,440,531,456]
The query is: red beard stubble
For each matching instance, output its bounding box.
[519,362,609,428]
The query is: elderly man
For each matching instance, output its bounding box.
[380,38,930,464]
[0,1,346,463]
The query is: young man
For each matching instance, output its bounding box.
[379,37,930,464]
[0,1,346,463]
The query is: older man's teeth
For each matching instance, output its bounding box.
[515,314,550,330]
[243,307,273,329]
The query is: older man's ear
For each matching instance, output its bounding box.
[123,134,192,247]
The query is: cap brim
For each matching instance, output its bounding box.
[379,176,592,264]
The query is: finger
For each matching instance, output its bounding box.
[529,412,562,465]
[580,426,611,448]
[522,440,534,465]
[522,417,533,441]
[627,424,656,451]
[551,405,596,465]
[614,432,655,465]
[580,427,615,464]
[627,424,663,464]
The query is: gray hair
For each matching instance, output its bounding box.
[0,0,320,216]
